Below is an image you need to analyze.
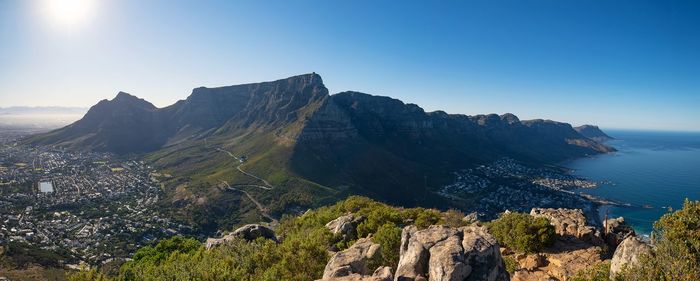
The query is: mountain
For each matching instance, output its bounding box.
[575,125,614,142]
[25,73,614,230]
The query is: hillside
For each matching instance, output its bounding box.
[574,125,614,142]
[25,74,615,231]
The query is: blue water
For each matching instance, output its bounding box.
[566,130,700,234]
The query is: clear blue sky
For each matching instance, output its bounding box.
[1,0,698,131]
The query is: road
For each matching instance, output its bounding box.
[214,146,277,222]
[216,148,273,190]
[220,180,277,223]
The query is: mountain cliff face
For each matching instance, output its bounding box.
[575,125,614,142]
[26,74,614,220]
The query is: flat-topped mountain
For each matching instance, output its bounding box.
[575,125,614,142]
[26,73,614,228]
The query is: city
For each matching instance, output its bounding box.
[0,130,191,267]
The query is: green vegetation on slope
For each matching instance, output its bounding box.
[66,198,700,281]
[66,196,459,281]
[486,212,556,253]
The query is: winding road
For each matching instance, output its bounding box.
[220,180,277,223]
[215,148,274,190]
[214,146,277,223]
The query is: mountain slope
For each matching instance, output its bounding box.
[575,125,614,142]
[25,73,614,229]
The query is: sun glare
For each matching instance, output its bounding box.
[42,0,96,29]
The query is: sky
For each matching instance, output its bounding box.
[0,0,698,131]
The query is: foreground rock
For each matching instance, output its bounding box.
[326,214,366,245]
[205,224,276,249]
[509,208,607,280]
[232,224,277,241]
[530,208,602,245]
[604,217,635,247]
[394,225,509,281]
[319,237,391,281]
[609,236,652,279]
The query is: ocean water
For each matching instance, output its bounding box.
[566,130,700,234]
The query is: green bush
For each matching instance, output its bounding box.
[569,261,610,281]
[486,212,555,253]
[373,223,402,269]
[618,199,700,281]
[65,196,488,280]
[503,256,518,274]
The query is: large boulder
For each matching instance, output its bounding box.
[205,224,277,249]
[318,267,393,281]
[326,214,367,245]
[609,236,652,279]
[321,237,384,280]
[394,225,509,281]
[530,208,602,245]
[232,224,277,242]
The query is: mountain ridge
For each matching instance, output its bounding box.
[575,125,614,142]
[25,73,615,229]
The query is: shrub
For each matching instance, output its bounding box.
[486,212,555,253]
[617,199,700,281]
[373,223,402,269]
[569,261,610,281]
[413,208,442,229]
[503,256,518,274]
[440,209,469,227]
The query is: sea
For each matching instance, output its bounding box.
[566,129,700,235]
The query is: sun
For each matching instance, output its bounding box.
[42,0,96,29]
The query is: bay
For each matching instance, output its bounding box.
[566,129,700,234]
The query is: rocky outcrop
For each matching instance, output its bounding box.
[231,224,277,241]
[610,236,652,279]
[320,237,388,280]
[530,208,602,245]
[518,254,546,271]
[205,224,277,249]
[508,208,607,280]
[326,214,366,245]
[510,238,604,281]
[394,225,509,281]
[542,240,604,280]
[463,213,479,224]
[604,217,635,247]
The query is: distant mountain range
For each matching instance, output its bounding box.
[25,74,614,229]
